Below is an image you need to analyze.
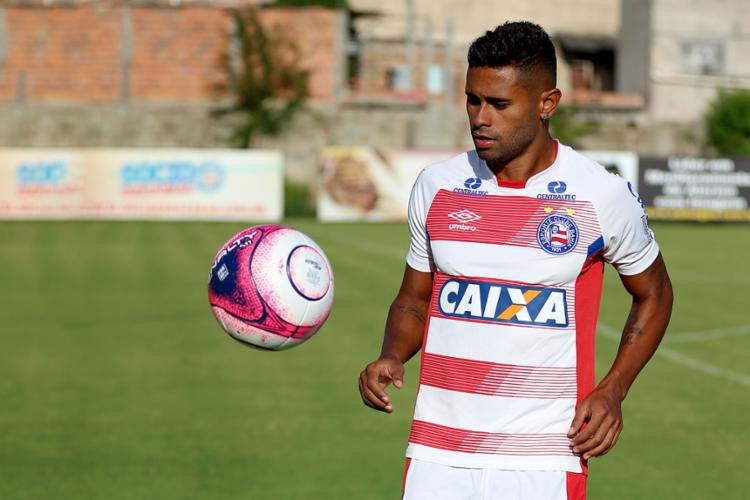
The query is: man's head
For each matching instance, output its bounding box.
[468,21,557,88]
[465,22,561,166]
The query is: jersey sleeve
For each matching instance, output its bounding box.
[600,179,660,275]
[405,170,435,272]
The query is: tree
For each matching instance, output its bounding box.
[214,8,309,148]
[704,89,750,155]
[549,106,599,148]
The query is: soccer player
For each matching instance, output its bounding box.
[358,21,673,500]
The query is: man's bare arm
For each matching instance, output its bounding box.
[569,253,673,459]
[358,265,433,413]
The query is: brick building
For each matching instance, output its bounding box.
[0,0,342,103]
[0,0,748,181]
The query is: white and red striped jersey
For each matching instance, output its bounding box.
[404,142,659,473]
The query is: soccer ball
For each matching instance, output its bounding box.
[208,225,334,350]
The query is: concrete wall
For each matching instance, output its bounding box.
[0,100,707,184]
[350,0,620,101]
[617,0,651,96]
[649,0,750,122]
[350,0,619,45]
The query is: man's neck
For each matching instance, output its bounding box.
[487,135,558,183]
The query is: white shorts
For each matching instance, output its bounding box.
[402,458,586,500]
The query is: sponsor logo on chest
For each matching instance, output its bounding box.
[453,177,489,196]
[438,278,569,327]
[536,180,577,201]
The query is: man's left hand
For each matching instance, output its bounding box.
[567,386,624,460]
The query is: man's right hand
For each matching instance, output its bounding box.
[358,355,405,413]
[358,265,431,413]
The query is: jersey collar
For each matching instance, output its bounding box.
[482,140,562,190]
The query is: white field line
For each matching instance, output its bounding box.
[663,324,750,343]
[598,323,750,387]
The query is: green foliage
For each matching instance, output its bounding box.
[284,178,317,217]
[704,89,750,155]
[214,8,309,148]
[549,106,599,148]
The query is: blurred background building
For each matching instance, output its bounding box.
[0,0,748,182]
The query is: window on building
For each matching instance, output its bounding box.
[681,40,724,76]
[555,34,615,92]
[570,59,596,91]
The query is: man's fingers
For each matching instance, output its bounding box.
[388,365,405,389]
[571,412,607,448]
[358,376,392,412]
[583,425,618,459]
[359,363,402,412]
[573,414,614,453]
[598,424,623,457]
[611,425,623,448]
[359,358,405,413]
[567,403,590,437]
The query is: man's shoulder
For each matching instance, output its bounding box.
[416,150,493,191]
[421,150,475,178]
[559,145,630,200]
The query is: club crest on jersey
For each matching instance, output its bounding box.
[438,278,568,327]
[537,214,579,255]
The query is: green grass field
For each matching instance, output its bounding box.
[0,220,748,499]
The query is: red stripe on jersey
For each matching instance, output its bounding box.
[432,272,574,290]
[402,458,412,497]
[566,471,587,499]
[572,255,605,474]
[426,190,598,252]
[420,352,577,399]
[427,306,577,330]
[409,420,576,456]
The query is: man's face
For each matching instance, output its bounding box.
[465,66,542,165]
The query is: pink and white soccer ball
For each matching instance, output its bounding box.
[208,225,334,350]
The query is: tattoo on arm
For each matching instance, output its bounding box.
[393,305,427,324]
[620,306,642,346]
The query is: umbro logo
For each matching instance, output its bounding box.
[448,209,481,232]
[448,209,481,223]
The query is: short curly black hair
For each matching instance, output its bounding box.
[467,21,556,85]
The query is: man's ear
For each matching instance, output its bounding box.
[539,88,562,120]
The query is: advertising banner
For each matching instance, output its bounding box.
[0,149,283,221]
[0,149,86,218]
[638,156,750,221]
[318,147,460,221]
[318,148,640,222]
